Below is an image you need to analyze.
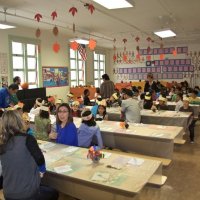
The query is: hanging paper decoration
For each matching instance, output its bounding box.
[123,38,127,51]
[69,7,78,16]
[88,39,97,50]
[72,23,75,33]
[34,13,42,38]
[123,38,127,43]
[51,11,58,20]
[53,27,58,36]
[53,42,60,53]
[135,36,140,52]
[146,37,151,54]
[53,26,59,36]
[34,13,42,22]
[69,7,78,33]
[122,39,127,63]
[35,28,41,38]
[70,41,78,51]
[88,4,95,14]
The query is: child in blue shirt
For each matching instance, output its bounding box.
[78,110,103,149]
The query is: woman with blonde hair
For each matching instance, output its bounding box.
[0,110,58,200]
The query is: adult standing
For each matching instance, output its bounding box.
[144,73,159,93]
[13,76,21,86]
[11,76,21,105]
[0,84,19,109]
[100,74,115,99]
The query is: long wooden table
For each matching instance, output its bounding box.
[167,101,199,118]
[29,113,184,159]
[73,118,184,159]
[39,141,166,200]
[93,107,192,132]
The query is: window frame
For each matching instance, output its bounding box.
[69,48,85,87]
[9,35,41,88]
[94,52,105,87]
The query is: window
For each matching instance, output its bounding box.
[70,49,85,87]
[94,52,105,87]
[10,37,40,88]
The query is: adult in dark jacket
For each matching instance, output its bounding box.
[144,73,159,93]
[100,74,115,99]
[0,110,58,200]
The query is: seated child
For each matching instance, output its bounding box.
[83,89,91,106]
[30,98,44,115]
[179,97,196,143]
[189,89,200,104]
[107,93,121,107]
[95,103,108,121]
[151,95,168,111]
[47,96,56,114]
[169,87,175,97]
[78,110,103,149]
[34,104,51,141]
[67,92,74,106]
[175,93,183,112]
[94,87,100,100]
[138,86,143,96]
[138,93,145,109]
[22,112,35,136]
[71,101,81,117]
[56,99,62,106]
[143,92,153,109]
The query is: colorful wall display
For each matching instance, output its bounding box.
[114,57,193,80]
[42,66,69,87]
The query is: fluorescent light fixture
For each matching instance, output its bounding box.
[0,21,16,29]
[69,38,89,45]
[154,29,176,38]
[93,0,133,9]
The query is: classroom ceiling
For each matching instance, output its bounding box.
[0,0,200,49]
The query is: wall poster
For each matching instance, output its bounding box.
[42,66,69,87]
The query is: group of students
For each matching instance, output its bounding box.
[0,100,105,199]
[0,74,199,199]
